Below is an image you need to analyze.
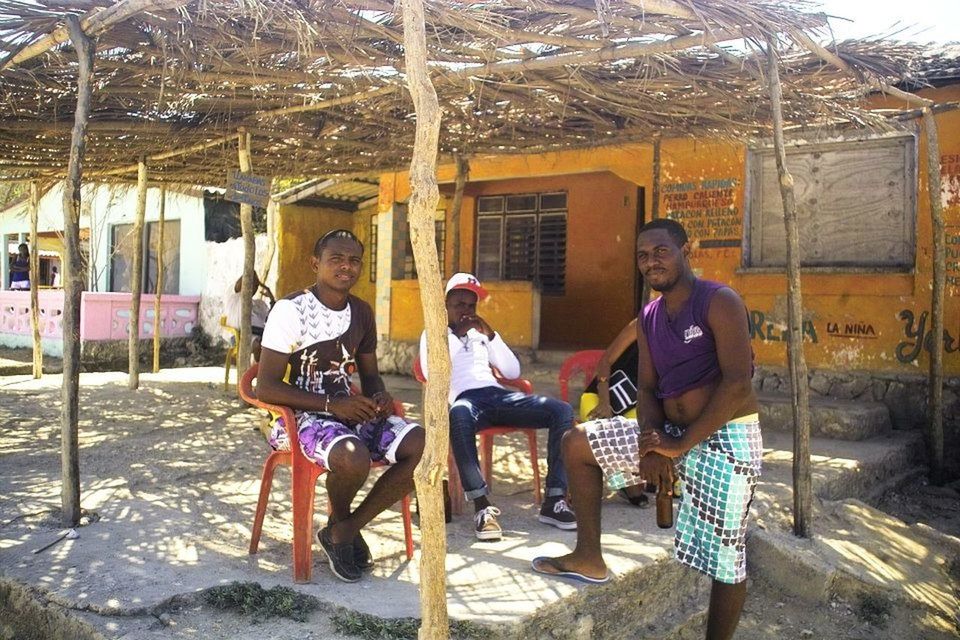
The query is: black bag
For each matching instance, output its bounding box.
[584,342,639,415]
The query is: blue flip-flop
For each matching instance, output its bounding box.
[531,556,612,585]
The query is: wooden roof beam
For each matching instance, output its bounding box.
[450,27,742,76]
[1,0,189,71]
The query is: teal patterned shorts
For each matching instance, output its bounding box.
[673,414,762,584]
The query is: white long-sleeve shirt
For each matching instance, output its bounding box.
[419,327,521,405]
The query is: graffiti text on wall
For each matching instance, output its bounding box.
[947,226,960,288]
[749,309,818,344]
[895,309,960,364]
[826,321,877,340]
[663,178,740,249]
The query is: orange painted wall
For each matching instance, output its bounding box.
[459,171,639,347]
[381,84,960,375]
[275,203,375,308]
[390,278,539,347]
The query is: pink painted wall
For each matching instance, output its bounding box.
[0,291,200,341]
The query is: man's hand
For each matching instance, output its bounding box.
[638,429,688,459]
[455,314,494,339]
[587,400,614,420]
[634,451,674,489]
[371,391,395,418]
[328,395,379,424]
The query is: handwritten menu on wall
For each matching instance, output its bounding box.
[944,153,960,290]
[662,178,740,248]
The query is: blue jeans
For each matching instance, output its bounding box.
[448,386,573,501]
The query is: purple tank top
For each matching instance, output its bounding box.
[641,279,725,399]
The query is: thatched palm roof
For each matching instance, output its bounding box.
[0,0,935,184]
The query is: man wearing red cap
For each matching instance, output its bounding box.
[419,272,577,540]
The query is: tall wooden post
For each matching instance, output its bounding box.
[450,154,469,273]
[29,180,42,378]
[922,107,946,485]
[128,158,147,389]
[261,178,278,287]
[237,131,255,376]
[767,41,812,537]
[61,15,94,527]
[400,0,451,637]
[152,185,166,373]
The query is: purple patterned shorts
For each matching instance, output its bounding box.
[268,412,420,470]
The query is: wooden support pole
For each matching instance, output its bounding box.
[261,178,278,286]
[29,180,43,379]
[400,0,450,637]
[152,185,166,374]
[766,40,813,537]
[922,107,946,485]
[128,158,148,390]
[60,15,94,527]
[449,155,469,273]
[237,131,255,377]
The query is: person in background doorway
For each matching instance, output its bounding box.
[10,243,30,290]
[224,271,274,360]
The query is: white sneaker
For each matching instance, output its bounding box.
[474,506,503,541]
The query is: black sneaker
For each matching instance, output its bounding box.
[538,496,577,530]
[317,526,361,582]
[353,531,374,571]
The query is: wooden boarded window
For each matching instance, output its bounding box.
[475,192,567,294]
[746,134,916,269]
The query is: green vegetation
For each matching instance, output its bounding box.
[331,609,490,640]
[202,581,318,623]
[855,591,892,628]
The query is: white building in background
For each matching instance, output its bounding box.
[0,181,271,356]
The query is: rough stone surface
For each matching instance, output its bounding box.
[746,529,838,603]
[377,338,417,375]
[758,393,892,440]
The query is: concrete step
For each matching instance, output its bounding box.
[747,499,960,638]
[513,557,710,639]
[758,430,924,503]
[758,392,892,441]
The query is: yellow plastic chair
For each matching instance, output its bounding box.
[220,315,240,393]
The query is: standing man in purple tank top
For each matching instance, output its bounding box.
[532,219,762,640]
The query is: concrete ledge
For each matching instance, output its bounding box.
[758,392,892,441]
[746,528,838,603]
[0,578,106,640]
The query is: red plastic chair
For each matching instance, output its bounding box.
[240,364,414,584]
[413,356,542,515]
[558,350,604,405]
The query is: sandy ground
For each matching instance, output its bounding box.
[0,349,957,639]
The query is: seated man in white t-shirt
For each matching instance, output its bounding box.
[419,273,576,541]
[256,229,424,584]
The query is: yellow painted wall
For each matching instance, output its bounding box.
[276,203,376,308]
[390,278,540,347]
[381,85,960,376]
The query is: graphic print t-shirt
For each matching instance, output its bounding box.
[260,290,376,400]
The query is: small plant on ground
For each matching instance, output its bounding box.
[331,610,489,640]
[855,591,892,628]
[203,581,318,623]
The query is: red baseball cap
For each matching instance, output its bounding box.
[444,272,488,301]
